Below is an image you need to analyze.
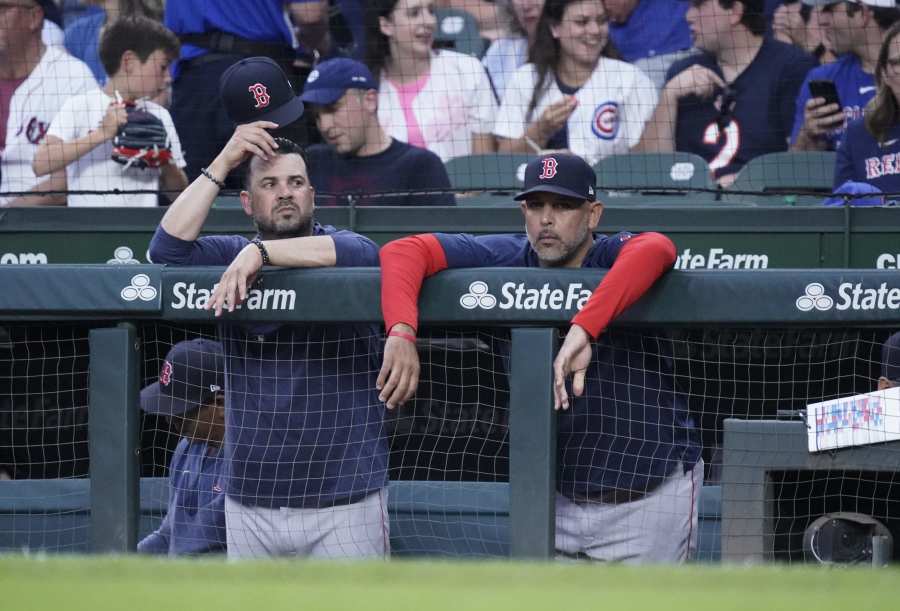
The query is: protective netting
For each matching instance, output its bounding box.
[2,320,899,562]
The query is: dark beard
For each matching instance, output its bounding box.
[254,214,313,240]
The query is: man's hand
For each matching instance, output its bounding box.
[210,121,280,176]
[376,323,420,409]
[205,243,264,317]
[665,64,726,101]
[799,97,844,141]
[553,324,593,411]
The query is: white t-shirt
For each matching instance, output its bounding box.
[494,58,658,166]
[377,50,497,162]
[0,45,95,205]
[482,37,528,100]
[48,89,185,208]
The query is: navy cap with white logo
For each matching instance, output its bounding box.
[514,153,597,202]
[140,339,225,417]
[882,332,900,382]
[301,58,376,106]
[219,56,305,126]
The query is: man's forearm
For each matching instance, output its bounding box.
[260,235,337,267]
[159,157,228,241]
[6,171,68,206]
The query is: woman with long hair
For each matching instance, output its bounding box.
[834,20,900,194]
[483,0,545,98]
[494,0,656,165]
[365,0,497,162]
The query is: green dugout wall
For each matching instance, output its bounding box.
[2,205,900,268]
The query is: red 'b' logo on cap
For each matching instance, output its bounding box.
[248,83,271,109]
[160,361,173,386]
[539,157,558,180]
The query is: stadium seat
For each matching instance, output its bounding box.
[433,8,486,58]
[593,152,718,204]
[445,153,534,206]
[724,151,836,205]
[213,195,243,209]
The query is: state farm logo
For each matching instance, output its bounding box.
[796,283,834,312]
[460,281,496,310]
[796,281,900,312]
[121,274,157,302]
[459,281,592,311]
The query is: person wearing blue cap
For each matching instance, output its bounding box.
[378,153,702,563]
[300,57,455,206]
[137,339,227,556]
[878,331,900,389]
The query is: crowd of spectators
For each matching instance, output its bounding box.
[3,0,900,207]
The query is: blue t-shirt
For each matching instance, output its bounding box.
[668,38,816,178]
[63,10,105,85]
[305,138,455,206]
[834,118,900,194]
[434,232,701,498]
[148,224,388,509]
[165,0,298,75]
[137,438,226,556]
[608,0,692,63]
[791,54,874,150]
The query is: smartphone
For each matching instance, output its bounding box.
[808,80,842,109]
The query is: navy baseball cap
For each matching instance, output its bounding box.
[882,332,900,381]
[140,339,225,417]
[514,153,597,202]
[219,57,305,126]
[300,58,376,106]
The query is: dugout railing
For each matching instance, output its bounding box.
[2,266,900,561]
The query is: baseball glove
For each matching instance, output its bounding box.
[111,109,172,169]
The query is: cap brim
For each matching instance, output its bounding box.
[513,185,589,201]
[300,87,348,106]
[140,382,192,417]
[239,96,305,127]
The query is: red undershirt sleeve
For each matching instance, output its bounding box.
[570,232,677,339]
[380,233,448,334]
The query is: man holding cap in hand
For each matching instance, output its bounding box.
[300,57,454,206]
[138,339,227,556]
[377,153,702,563]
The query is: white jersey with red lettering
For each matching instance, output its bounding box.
[0,45,95,205]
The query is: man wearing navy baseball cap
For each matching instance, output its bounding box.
[378,152,703,563]
[878,331,900,389]
[299,57,454,206]
[138,339,227,556]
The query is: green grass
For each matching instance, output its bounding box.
[1,556,898,611]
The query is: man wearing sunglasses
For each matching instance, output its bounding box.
[636,0,816,187]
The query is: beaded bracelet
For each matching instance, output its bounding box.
[251,238,270,266]
[200,167,226,189]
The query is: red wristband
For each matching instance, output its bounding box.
[388,329,417,344]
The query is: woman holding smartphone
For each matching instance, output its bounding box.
[834,21,900,195]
